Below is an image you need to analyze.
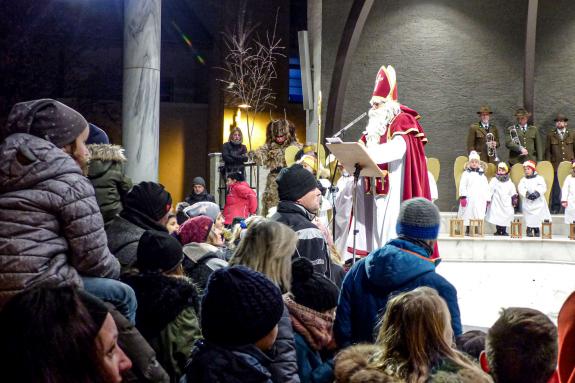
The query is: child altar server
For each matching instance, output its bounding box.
[486,162,518,236]
[458,151,490,235]
[561,161,575,224]
[518,160,551,237]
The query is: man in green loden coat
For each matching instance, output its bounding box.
[505,107,543,166]
[467,105,500,163]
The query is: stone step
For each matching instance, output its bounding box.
[440,212,572,236]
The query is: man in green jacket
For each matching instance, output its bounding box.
[467,105,500,164]
[505,108,543,166]
[87,124,132,223]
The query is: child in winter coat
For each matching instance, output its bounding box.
[285,258,340,383]
[186,266,285,383]
[458,151,490,235]
[122,230,202,382]
[223,172,257,225]
[518,160,551,237]
[486,162,518,235]
[176,216,229,292]
[561,161,575,224]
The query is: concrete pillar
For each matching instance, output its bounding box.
[307,0,322,142]
[123,0,161,182]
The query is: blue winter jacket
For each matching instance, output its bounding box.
[333,238,462,348]
[294,333,334,383]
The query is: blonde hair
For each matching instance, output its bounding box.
[229,219,297,291]
[370,287,483,383]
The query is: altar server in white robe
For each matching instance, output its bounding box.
[518,160,551,237]
[561,161,575,224]
[458,151,490,234]
[486,162,517,235]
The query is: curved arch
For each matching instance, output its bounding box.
[324,0,374,137]
[324,0,538,135]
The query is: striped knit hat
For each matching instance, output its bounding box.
[396,197,440,240]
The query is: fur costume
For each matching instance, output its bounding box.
[251,119,301,216]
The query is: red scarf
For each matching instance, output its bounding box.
[284,295,335,351]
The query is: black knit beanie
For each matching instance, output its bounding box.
[136,230,183,273]
[291,258,339,312]
[2,99,88,147]
[86,123,109,145]
[124,182,172,221]
[276,163,318,202]
[201,266,284,346]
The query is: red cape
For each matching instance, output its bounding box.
[361,105,439,258]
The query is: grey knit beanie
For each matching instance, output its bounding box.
[395,197,440,240]
[2,99,88,147]
[192,177,206,187]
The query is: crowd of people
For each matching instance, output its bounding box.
[1,98,575,383]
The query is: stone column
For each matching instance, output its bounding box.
[307,0,322,142]
[123,0,161,182]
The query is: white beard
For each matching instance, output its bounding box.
[364,101,401,148]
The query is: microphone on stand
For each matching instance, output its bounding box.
[331,111,368,139]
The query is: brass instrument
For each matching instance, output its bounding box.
[509,126,524,151]
[486,132,500,162]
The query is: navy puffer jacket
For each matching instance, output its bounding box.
[334,237,462,348]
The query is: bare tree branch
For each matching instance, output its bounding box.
[217,6,284,150]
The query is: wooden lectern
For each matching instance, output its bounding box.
[326,142,386,263]
[326,142,387,178]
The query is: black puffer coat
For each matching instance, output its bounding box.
[0,133,120,309]
[186,340,274,383]
[222,141,248,176]
[105,208,168,274]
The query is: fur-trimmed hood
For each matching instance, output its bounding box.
[88,144,127,162]
[88,144,127,179]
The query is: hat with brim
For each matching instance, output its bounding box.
[555,113,569,122]
[477,105,493,115]
[515,108,531,118]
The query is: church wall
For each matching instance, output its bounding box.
[535,0,575,137]
[321,0,530,211]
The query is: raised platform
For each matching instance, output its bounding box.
[440,211,572,236]
[435,213,575,328]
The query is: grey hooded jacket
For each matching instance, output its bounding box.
[0,133,120,309]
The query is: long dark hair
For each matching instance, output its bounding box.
[0,286,110,383]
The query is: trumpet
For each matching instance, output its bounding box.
[509,126,526,152]
[486,132,500,162]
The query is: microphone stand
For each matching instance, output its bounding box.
[351,163,362,264]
